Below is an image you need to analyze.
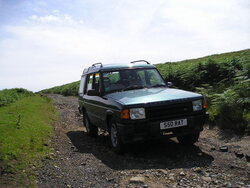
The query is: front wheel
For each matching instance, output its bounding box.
[177,132,200,145]
[83,113,98,137]
[109,118,125,154]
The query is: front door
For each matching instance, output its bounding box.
[85,73,105,129]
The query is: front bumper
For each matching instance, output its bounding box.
[117,113,208,144]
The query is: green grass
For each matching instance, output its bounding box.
[156,49,250,91]
[156,49,250,134]
[0,95,57,186]
[0,88,34,107]
[40,81,80,96]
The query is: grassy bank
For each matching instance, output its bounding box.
[40,81,80,96]
[0,95,57,187]
[0,88,34,107]
[40,49,250,134]
[156,49,250,134]
[156,49,250,91]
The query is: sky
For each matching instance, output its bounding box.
[0,0,249,91]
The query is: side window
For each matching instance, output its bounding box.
[93,73,100,91]
[86,73,100,92]
[87,74,94,91]
[79,75,86,95]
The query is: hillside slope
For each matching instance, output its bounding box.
[40,49,250,134]
[156,49,250,91]
[156,49,250,134]
[40,81,80,96]
[40,49,250,96]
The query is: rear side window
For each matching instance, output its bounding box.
[87,74,94,91]
[79,75,86,95]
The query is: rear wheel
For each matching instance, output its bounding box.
[177,132,200,145]
[83,113,98,137]
[109,118,124,154]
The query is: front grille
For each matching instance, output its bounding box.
[146,102,193,121]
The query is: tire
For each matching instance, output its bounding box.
[109,118,124,154]
[177,132,200,145]
[83,113,98,137]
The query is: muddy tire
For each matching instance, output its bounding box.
[177,132,200,145]
[109,118,124,154]
[83,113,98,137]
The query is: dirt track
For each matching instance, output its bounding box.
[37,94,250,188]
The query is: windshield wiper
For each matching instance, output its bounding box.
[151,84,167,88]
[122,85,145,91]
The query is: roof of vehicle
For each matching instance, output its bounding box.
[82,60,155,75]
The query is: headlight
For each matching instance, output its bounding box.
[130,108,146,120]
[192,100,202,111]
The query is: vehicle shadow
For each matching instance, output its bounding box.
[67,130,214,170]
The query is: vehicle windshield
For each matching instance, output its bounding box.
[102,68,166,93]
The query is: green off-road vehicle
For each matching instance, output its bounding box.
[78,60,207,153]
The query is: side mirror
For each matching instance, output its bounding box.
[87,89,99,96]
[167,82,174,88]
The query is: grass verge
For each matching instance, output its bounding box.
[0,88,34,107]
[0,95,57,187]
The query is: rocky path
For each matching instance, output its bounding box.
[37,94,250,188]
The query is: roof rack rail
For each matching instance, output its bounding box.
[92,62,103,68]
[82,62,103,74]
[82,68,88,74]
[130,60,150,64]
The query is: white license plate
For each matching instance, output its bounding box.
[160,119,187,130]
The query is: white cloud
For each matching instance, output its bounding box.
[29,14,83,25]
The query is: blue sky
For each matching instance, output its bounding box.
[0,0,250,91]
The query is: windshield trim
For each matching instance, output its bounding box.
[100,67,156,73]
[101,67,167,95]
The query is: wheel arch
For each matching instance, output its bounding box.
[81,106,86,114]
[105,110,115,132]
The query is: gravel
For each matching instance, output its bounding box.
[36,94,250,188]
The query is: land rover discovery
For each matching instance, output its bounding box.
[78,60,207,153]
